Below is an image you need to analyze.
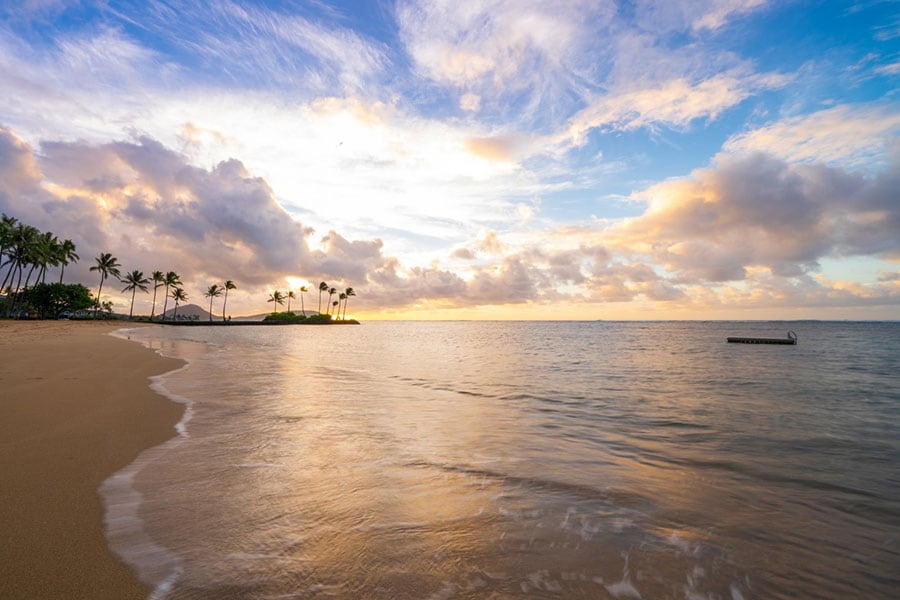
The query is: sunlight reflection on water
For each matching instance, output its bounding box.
[109,321,900,599]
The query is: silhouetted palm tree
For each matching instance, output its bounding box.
[121,270,150,319]
[342,287,355,320]
[299,285,308,316]
[204,284,223,321]
[221,279,237,321]
[318,281,328,314]
[268,290,285,313]
[337,292,347,319]
[57,239,79,284]
[171,287,187,319]
[327,287,336,315]
[286,290,295,313]
[90,252,121,316]
[149,271,165,320]
[160,271,181,320]
[332,300,339,316]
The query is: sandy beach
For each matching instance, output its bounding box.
[0,320,184,600]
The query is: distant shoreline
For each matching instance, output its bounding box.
[158,319,360,326]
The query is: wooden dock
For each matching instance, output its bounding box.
[727,331,797,345]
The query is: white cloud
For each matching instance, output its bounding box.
[723,104,900,169]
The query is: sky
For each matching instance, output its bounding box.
[1,0,898,319]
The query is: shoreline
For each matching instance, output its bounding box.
[0,320,185,599]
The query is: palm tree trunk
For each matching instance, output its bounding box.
[129,288,136,319]
[150,287,158,320]
[58,264,65,284]
[222,289,228,321]
[208,297,214,322]
[162,285,170,320]
[95,276,105,317]
[300,294,305,316]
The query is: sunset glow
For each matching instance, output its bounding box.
[1,1,897,319]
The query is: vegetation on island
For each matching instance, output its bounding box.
[0,213,359,323]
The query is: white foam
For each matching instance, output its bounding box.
[102,328,202,599]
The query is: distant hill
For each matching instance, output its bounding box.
[159,304,321,322]
[161,303,214,321]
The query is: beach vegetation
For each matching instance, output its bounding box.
[318,281,328,314]
[286,289,295,313]
[1,213,357,324]
[267,289,285,313]
[16,282,94,319]
[263,311,306,322]
[222,279,237,321]
[299,285,308,316]
[170,287,187,319]
[160,271,182,320]
[89,252,121,317]
[341,287,355,320]
[121,270,150,319]
[204,284,224,322]
[149,271,165,320]
[56,239,79,284]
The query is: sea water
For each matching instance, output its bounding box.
[106,321,900,599]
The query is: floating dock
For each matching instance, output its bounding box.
[727,331,797,345]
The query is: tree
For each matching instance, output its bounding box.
[317,281,328,314]
[149,271,165,320]
[286,290,296,313]
[299,285,308,316]
[204,284,223,321]
[327,287,337,315]
[337,292,347,319]
[342,287,355,320]
[160,271,181,320]
[20,283,94,319]
[89,252,121,317]
[121,270,150,319]
[222,280,236,321]
[57,239,79,284]
[170,287,187,319]
[332,300,339,315]
[268,290,285,313]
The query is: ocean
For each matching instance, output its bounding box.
[106,321,900,599]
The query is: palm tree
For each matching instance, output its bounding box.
[89,252,121,316]
[299,285,308,316]
[221,280,236,321]
[327,287,337,315]
[2,222,38,316]
[57,239,79,284]
[342,287,355,320]
[268,290,285,313]
[318,281,328,314]
[332,300,339,316]
[286,290,296,313]
[160,271,181,320]
[121,270,150,319]
[149,271,165,320]
[204,284,223,321]
[337,292,347,319]
[0,214,17,284]
[170,287,187,319]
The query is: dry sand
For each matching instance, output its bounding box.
[0,320,184,600]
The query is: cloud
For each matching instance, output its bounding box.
[559,71,789,146]
[396,0,617,123]
[609,152,900,282]
[723,104,900,169]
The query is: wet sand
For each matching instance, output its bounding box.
[0,320,184,600]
